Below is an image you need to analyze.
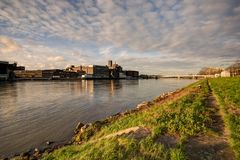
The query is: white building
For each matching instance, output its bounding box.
[221,70,231,77]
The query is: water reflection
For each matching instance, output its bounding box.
[0,83,18,120]
[0,79,193,157]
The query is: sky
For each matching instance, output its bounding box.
[0,0,239,74]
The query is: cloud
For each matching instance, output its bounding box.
[0,36,21,53]
[47,56,65,62]
[0,0,239,73]
[99,47,113,58]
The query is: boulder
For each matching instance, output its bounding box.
[136,101,149,110]
[46,141,53,145]
[80,124,90,133]
[34,148,39,153]
[74,122,84,133]
[20,151,29,157]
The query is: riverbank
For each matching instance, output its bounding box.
[10,78,240,160]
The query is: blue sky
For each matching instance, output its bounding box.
[0,0,239,74]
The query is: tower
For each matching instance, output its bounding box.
[108,60,112,67]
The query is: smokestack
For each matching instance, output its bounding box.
[108,60,112,67]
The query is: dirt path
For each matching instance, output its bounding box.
[185,82,235,160]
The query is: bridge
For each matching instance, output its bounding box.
[161,75,215,79]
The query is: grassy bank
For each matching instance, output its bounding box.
[18,78,239,160]
[40,80,209,160]
[209,77,240,159]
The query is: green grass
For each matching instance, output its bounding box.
[42,79,215,160]
[209,77,240,159]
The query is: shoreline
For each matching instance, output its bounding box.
[5,85,186,160]
[0,77,202,83]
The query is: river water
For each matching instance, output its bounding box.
[0,79,194,157]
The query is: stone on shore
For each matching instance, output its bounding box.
[46,141,53,145]
[74,122,85,133]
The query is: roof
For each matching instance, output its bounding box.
[0,61,9,64]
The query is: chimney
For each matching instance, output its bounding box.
[108,60,112,67]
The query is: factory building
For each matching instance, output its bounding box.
[42,69,66,79]
[124,70,139,79]
[108,60,123,78]
[15,69,80,79]
[81,65,109,79]
[65,65,86,76]
[0,61,17,81]
[68,60,139,79]
[15,70,42,78]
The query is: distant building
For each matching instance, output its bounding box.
[108,60,123,78]
[15,66,25,70]
[124,70,139,79]
[221,70,231,77]
[81,65,109,79]
[198,67,223,75]
[108,60,113,68]
[66,60,139,79]
[0,61,17,81]
[15,69,81,79]
[15,70,43,78]
[119,72,127,79]
[226,60,240,76]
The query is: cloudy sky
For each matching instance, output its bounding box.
[0,0,239,74]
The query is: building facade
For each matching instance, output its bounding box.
[221,70,231,77]
[0,61,17,81]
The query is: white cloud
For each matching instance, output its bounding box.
[47,56,65,62]
[99,47,113,58]
[0,36,21,53]
[0,0,239,73]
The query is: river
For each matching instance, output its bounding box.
[0,79,194,157]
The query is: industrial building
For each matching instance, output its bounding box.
[108,60,123,78]
[81,65,109,79]
[124,70,139,79]
[15,69,80,79]
[2,60,139,81]
[0,61,17,81]
[67,60,139,79]
[15,70,42,78]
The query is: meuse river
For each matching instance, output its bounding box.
[0,79,194,157]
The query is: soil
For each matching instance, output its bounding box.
[156,135,179,149]
[184,83,235,160]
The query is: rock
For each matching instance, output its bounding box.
[80,124,90,132]
[121,111,130,116]
[108,116,113,119]
[130,109,139,113]
[34,148,39,153]
[74,122,84,133]
[76,122,84,130]
[92,121,106,128]
[31,156,39,160]
[136,101,149,110]
[147,101,153,106]
[112,112,121,118]
[20,151,29,157]
[46,141,53,145]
